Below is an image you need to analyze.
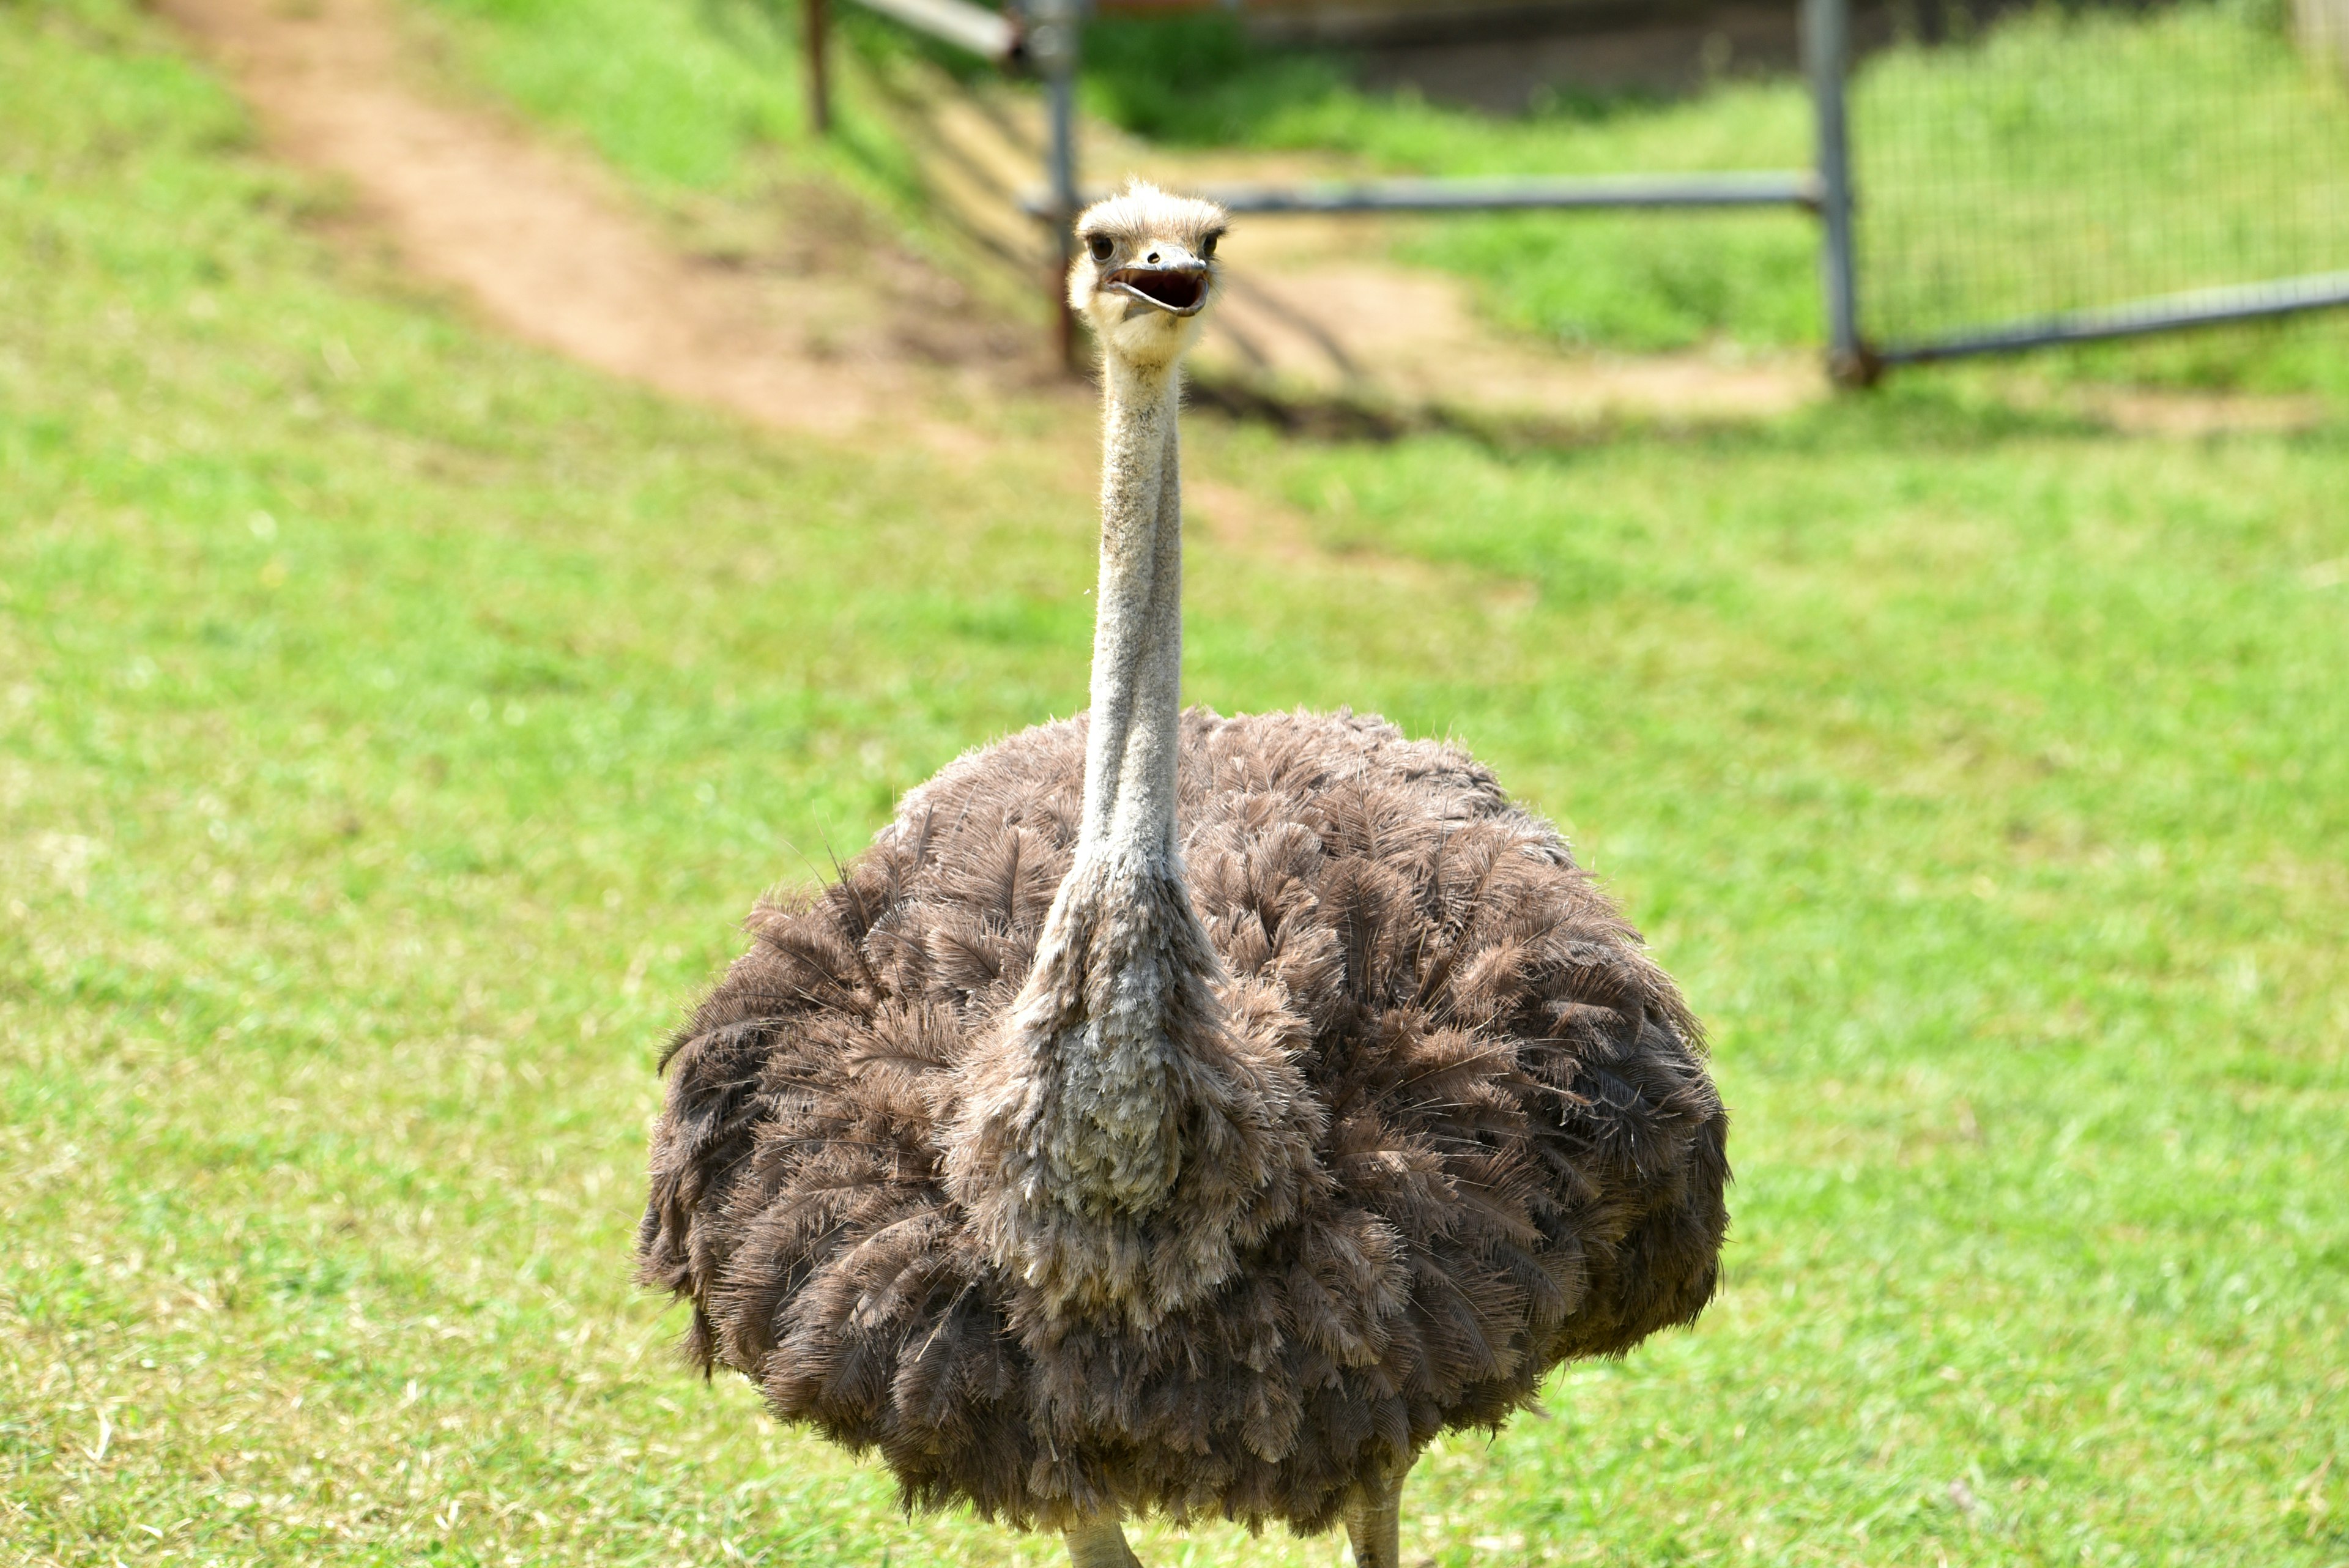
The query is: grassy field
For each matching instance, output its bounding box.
[6,1,2349,1566]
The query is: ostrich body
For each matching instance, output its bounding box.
[639,186,1730,1567]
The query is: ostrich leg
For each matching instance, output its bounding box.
[1343,1456,1412,1568]
[1064,1516,1143,1568]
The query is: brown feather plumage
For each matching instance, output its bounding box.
[639,707,1729,1533]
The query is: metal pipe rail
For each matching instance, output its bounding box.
[1803,0,1864,384]
[1875,269,2349,366]
[1018,170,1822,218]
[850,0,1020,59]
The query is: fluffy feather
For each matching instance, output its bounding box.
[639,707,1729,1533]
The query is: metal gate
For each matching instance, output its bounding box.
[1813,0,2349,383]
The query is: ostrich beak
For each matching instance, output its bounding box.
[1103,245,1212,316]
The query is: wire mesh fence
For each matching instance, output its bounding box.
[1847,0,2349,359]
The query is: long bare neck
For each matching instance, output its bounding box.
[944,333,1316,1323]
[952,347,1214,1225]
[1079,354,1186,863]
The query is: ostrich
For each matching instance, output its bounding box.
[639,183,1729,1568]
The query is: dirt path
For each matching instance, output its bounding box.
[158,0,1029,450]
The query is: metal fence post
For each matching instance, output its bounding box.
[1804,0,1874,385]
[804,0,832,136]
[1028,0,1082,366]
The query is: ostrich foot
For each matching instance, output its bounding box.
[1065,1515,1143,1568]
[1343,1457,1409,1568]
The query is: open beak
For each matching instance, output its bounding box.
[1103,246,1211,317]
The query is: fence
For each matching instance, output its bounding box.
[1831,0,2349,379]
[802,0,1820,362]
[807,0,2349,384]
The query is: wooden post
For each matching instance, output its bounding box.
[804,0,832,136]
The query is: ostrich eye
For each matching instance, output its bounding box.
[1088,236,1115,263]
[1201,231,1220,259]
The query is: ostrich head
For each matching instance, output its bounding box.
[1067,182,1228,370]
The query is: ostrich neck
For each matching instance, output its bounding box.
[944,337,1255,1291]
[1078,354,1186,866]
[959,347,1219,1228]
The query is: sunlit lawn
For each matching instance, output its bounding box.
[4,3,2348,1565]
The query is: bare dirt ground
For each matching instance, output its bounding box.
[157,0,1039,453]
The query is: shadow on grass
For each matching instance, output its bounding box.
[1180,359,2286,463]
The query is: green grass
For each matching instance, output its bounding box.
[407,0,949,228]
[6,2,2349,1566]
[421,0,813,191]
